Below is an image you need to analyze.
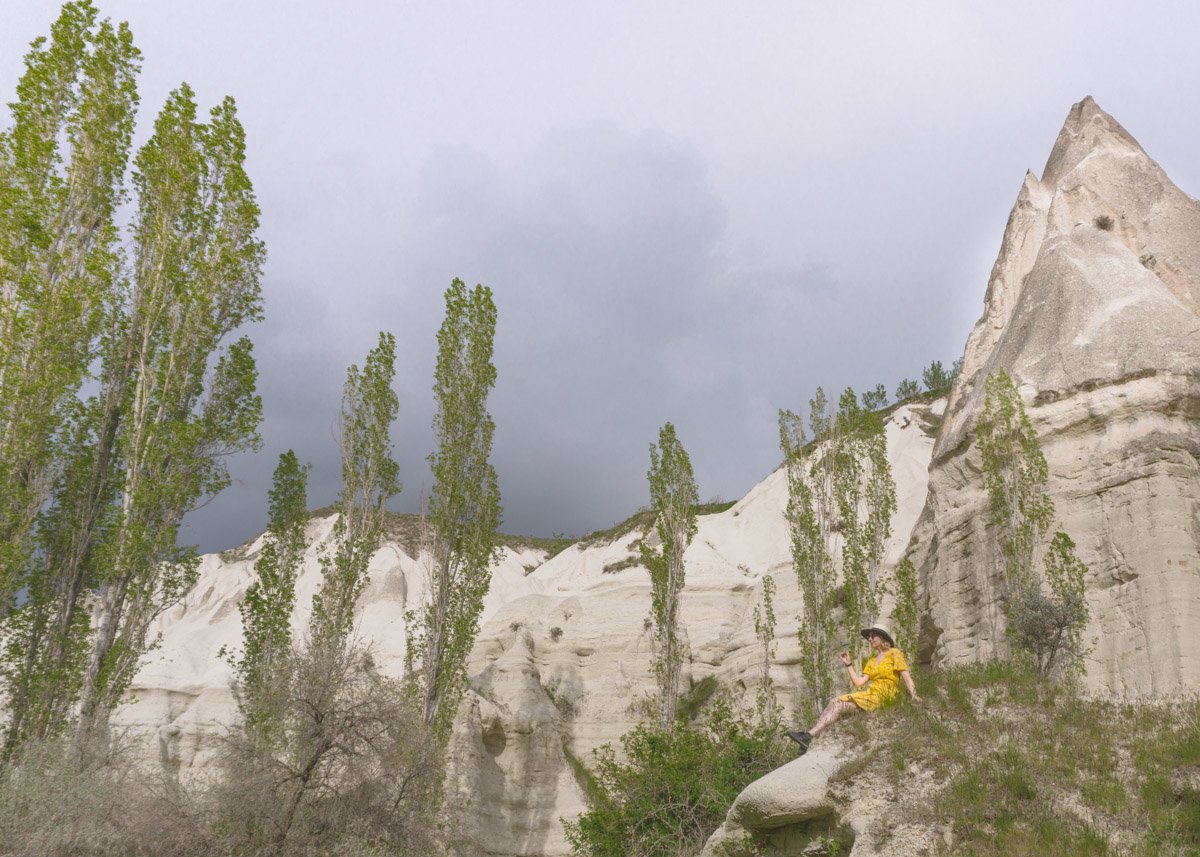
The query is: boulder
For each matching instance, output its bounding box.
[699,748,843,857]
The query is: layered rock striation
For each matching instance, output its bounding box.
[913,97,1200,694]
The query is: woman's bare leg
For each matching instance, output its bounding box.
[809,699,858,737]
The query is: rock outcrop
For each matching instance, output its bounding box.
[913,96,1200,694]
[699,749,846,856]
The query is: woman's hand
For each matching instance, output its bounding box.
[838,651,852,667]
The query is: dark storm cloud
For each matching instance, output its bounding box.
[3,0,1200,550]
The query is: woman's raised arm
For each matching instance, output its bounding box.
[839,651,870,687]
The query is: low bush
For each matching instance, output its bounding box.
[0,642,447,857]
[564,702,789,857]
[0,738,212,857]
[212,640,445,856]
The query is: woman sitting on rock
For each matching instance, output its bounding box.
[787,624,920,755]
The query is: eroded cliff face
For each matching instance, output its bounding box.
[114,401,942,857]
[914,97,1200,694]
[112,96,1200,856]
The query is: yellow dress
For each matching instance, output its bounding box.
[839,647,909,711]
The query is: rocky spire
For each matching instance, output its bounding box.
[1041,96,1149,187]
[913,96,1200,696]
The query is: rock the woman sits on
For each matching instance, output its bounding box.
[788,623,920,754]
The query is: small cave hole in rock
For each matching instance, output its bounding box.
[482,721,507,758]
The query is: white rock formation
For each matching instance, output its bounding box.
[113,96,1200,855]
[911,97,1200,695]
[114,401,942,857]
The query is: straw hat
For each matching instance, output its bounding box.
[860,624,895,647]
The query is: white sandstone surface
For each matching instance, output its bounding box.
[911,97,1200,695]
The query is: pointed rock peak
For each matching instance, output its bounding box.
[1041,96,1148,186]
[1017,168,1047,202]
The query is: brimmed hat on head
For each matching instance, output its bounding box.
[860,624,894,647]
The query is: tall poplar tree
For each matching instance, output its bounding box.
[231,450,309,741]
[976,369,1053,589]
[74,86,266,743]
[0,6,267,752]
[976,369,1089,675]
[639,421,698,729]
[407,280,501,743]
[0,2,139,616]
[779,401,836,721]
[891,557,919,672]
[309,333,401,652]
[840,395,896,662]
[752,574,778,727]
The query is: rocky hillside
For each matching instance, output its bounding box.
[699,662,1200,856]
[113,96,1200,857]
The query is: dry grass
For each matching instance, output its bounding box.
[834,661,1200,856]
[0,738,213,857]
[0,643,447,857]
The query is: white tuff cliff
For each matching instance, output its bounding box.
[114,400,942,857]
[912,96,1200,695]
[112,96,1200,856]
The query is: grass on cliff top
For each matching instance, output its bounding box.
[574,500,737,550]
[243,501,739,568]
[836,661,1200,857]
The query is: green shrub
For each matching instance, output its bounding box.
[678,676,720,722]
[564,704,789,857]
[894,378,921,401]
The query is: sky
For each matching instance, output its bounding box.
[3,1,1200,552]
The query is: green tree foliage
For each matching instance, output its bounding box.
[563,701,789,857]
[0,3,139,618]
[0,6,266,751]
[862,383,888,411]
[779,400,834,721]
[894,378,921,401]
[70,84,265,744]
[752,574,778,727]
[407,280,501,743]
[1009,532,1090,677]
[976,370,1053,589]
[891,557,919,672]
[845,399,896,662]
[922,360,953,394]
[310,333,401,652]
[638,422,698,729]
[230,451,309,742]
[976,370,1089,676]
[781,386,897,718]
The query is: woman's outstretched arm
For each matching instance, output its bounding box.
[899,669,921,701]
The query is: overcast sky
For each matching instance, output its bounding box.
[3,1,1200,552]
